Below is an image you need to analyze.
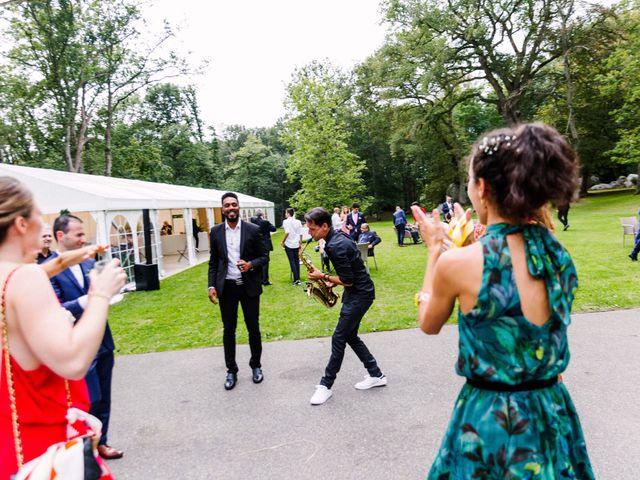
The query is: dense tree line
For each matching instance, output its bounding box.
[1,0,638,220]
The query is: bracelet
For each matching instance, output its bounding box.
[324,274,330,281]
[414,291,431,306]
[89,292,112,301]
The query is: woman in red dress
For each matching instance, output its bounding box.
[0,177,126,479]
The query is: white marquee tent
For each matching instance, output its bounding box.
[0,164,275,279]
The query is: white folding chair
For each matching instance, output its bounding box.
[357,243,371,273]
[620,217,639,247]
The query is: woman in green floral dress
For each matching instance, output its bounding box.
[411,123,594,480]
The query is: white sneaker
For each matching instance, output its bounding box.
[310,385,332,405]
[354,374,387,390]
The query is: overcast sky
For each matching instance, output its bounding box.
[142,0,388,130]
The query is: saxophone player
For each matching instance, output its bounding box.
[304,207,387,405]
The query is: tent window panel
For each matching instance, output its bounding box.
[136,216,160,264]
[110,215,135,283]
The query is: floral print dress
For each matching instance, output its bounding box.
[428,223,594,480]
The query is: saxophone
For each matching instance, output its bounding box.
[299,242,339,308]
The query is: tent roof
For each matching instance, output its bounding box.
[0,164,274,214]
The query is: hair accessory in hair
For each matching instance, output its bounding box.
[479,134,517,155]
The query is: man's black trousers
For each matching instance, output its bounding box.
[219,280,262,373]
[320,295,381,388]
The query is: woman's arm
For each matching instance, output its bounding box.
[411,206,458,334]
[41,245,108,278]
[9,262,125,379]
[417,252,457,334]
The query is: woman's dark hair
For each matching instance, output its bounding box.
[304,207,331,228]
[0,177,34,244]
[470,123,579,222]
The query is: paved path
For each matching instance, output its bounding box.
[108,308,640,479]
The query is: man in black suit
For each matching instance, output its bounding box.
[250,209,276,285]
[192,217,201,250]
[208,192,268,390]
[345,202,366,241]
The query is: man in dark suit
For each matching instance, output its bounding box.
[192,217,201,250]
[345,202,366,241]
[250,209,276,286]
[441,196,454,223]
[208,192,268,390]
[50,214,123,460]
[357,223,382,257]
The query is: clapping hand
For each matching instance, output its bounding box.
[411,206,446,251]
[448,203,474,248]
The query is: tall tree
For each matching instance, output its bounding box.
[224,135,274,197]
[382,0,598,125]
[138,84,218,187]
[283,62,369,214]
[599,1,640,190]
[90,0,186,176]
[5,0,100,172]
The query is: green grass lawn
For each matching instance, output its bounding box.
[110,192,640,354]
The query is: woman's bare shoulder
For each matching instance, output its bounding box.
[438,242,483,270]
[9,263,50,287]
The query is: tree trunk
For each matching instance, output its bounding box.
[561,5,579,146]
[498,96,521,126]
[442,111,468,204]
[104,86,113,176]
[64,124,74,171]
[73,110,90,173]
[73,86,92,173]
[563,52,579,144]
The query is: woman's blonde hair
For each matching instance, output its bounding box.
[0,176,34,244]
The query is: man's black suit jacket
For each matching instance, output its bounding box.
[345,212,366,240]
[208,220,268,298]
[250,216,277,252]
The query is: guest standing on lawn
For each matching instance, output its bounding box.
[413,123,593,479]
[392,206,407,246]
[208,192,268,390]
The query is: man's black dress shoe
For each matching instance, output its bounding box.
[224,372,237,390]
[252,367,264,384]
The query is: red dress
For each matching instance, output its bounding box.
[0,354,90,479]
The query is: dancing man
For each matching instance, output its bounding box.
[304,207,386,405]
